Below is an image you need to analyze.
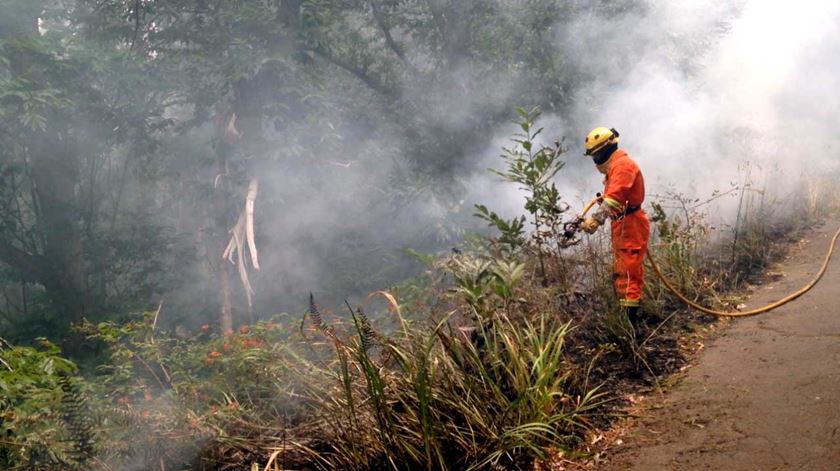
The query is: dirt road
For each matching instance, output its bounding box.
[603,221,840,470]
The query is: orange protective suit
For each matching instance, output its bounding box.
[598,149,650,308]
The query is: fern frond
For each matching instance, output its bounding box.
[58,374,96,467]
[301,293,338,341]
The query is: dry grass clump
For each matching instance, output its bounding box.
[287,256,608,470]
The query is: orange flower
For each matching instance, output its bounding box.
[222,343,231,352]
[117,396,130,405]
[208,350,221,358]
[239,325,251,335]
[241,338,265,349]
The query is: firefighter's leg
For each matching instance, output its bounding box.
[614,247,645,323]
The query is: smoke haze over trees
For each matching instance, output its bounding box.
[0,0,837,340]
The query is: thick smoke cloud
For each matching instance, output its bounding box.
[204,1,840,317]
[476,0,840,225]
[570,0,839,217]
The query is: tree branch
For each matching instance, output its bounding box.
[310,47,399,99]
[130,0,142,51]
[0,238,46,282]
[368,1,416,72]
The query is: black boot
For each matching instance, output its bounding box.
[626,306,642,326]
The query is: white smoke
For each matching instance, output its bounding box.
[552,0,840,221]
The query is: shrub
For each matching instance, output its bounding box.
[0,338,90,470]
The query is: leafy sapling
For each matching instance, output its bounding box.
[477,107,569,283]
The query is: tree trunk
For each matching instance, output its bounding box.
[213,105,235,333]
[233,80,263,326]
[30,132,89,327]
[218,254,233,333]
[209,66,264,332]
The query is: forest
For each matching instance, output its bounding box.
[0,1,837,469]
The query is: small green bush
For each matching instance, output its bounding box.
[0,338,88,470]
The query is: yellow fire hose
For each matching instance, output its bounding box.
[575,197,840,317]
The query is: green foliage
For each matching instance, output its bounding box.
[71,313,313,469]
[447,254,526,313]
[402,247,437,267]
[473,204,526,254]
[58,375,95,468]
[481,107,570,282]
[0,338,84,470]
[0,295,601,470]
[490,108,568,228]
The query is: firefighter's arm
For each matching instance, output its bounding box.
[602,167,636,216]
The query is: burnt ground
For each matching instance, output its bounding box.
[597,220,840,470]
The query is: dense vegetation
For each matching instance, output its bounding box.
[0,0,645,341]
[0,1,836,470]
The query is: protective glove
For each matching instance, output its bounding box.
[580,217,601,234]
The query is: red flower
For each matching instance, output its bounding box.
[241,338,265,349]
[239,325,251,335]
[200,324,210,332]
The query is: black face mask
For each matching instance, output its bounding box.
[591,143,618,166]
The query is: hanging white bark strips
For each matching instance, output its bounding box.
[222,179,260,309]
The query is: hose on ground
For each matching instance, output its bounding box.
[576,197,840,317]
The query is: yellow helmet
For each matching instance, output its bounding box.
[584,127,620,155]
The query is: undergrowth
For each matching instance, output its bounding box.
[1,110,835,470]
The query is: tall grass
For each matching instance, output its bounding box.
[298,297,606,470]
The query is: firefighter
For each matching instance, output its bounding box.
[579,127,650,323]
